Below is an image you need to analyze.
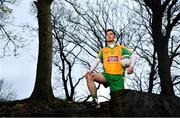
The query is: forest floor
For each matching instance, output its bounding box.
[0,98,110,117]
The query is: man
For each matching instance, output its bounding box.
[84,29,137,108]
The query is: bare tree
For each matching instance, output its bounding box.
[0,79,17,102]
[64,0,180,96]
[144,0,180,95]
[51,1,89,101]
[0,0,24,57]
[52,23,84,101]
[59,0,135,100]
[129,0,180,95]
[30,0,55,101]
[124,2,160,93]
[64,0,133,64]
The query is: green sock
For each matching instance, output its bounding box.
[92,95,97,100]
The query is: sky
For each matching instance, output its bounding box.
[1,0,38,99]
[0,0,111,101]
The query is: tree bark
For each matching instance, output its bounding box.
[148,51,156,93]
[30,0,55,101]
[151,6,174,95]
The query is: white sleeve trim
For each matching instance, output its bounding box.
[130,53,137,67]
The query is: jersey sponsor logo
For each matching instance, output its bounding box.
[107,56,118,62]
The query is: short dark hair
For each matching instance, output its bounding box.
[105,29,116,36]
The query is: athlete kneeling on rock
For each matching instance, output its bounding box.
[84,29,137,108]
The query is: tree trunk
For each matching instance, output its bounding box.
[30,0,55,101]
[152,9,174,95]
[157,47,174,95]
[148,61,156,93]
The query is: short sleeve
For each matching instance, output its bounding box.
[122,46,132,56]
[97,48,103,61]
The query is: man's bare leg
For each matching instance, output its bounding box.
[85,72,106,97]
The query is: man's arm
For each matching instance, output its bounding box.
[127,53,137,74]
[130,53,137,67]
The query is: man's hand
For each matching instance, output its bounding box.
[127,66,134,74]
[84,71,94,79]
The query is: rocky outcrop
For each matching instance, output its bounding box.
[110,89,180,117]
[1,89,180,117]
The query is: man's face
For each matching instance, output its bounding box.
[105,31,116,42]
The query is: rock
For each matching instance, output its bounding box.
[1,90,180,117]
[110,89,180,117]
